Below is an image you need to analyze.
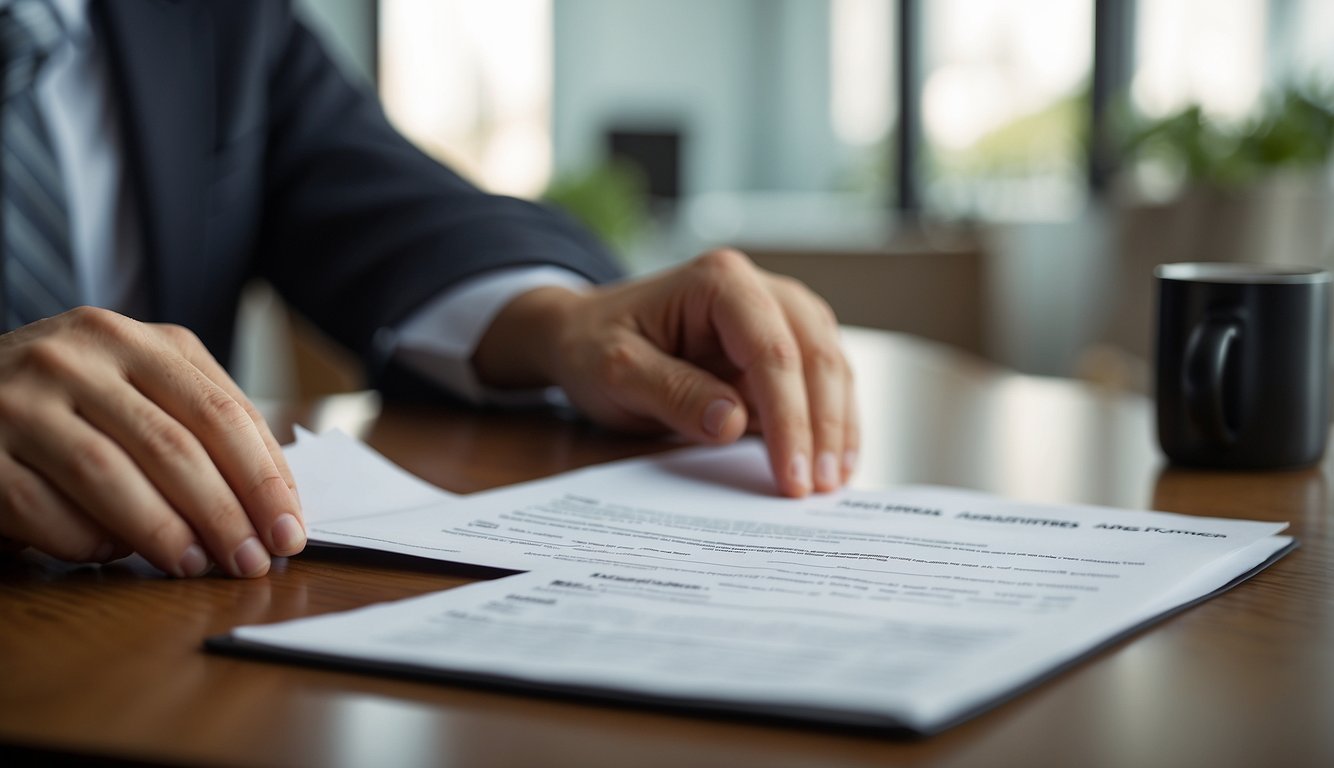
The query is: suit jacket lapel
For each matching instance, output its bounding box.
[92,0,213,323]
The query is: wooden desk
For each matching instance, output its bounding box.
[2,328,1331,767]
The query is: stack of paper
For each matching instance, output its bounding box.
[211,431,1292,734]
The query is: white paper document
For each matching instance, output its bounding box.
[284,427,455,527]
[219,432,1293,733]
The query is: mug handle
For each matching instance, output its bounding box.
[1182,314,1241,447]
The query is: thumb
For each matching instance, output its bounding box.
[605,335,749,444]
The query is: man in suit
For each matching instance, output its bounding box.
[0,0,856,578]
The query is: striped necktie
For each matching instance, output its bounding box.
[0,0,74,331]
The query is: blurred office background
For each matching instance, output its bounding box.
[244,0,1334,398]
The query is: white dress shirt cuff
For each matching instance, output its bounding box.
[386,266,591,405]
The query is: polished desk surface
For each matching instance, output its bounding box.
[2,328,1331,768]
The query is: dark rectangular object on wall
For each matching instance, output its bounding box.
[607,128,682,201]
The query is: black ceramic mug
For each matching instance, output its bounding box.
[1155,263,1332,470]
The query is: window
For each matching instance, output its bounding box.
[378,0,553,198]
[921,0,1094,219]
[1132,0,1267,120]
[830,0,897,200]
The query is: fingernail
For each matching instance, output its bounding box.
[92,541,116,563]
[843,450,859,477]
[177,544,211,578]
[232,537,270,578]
[702,399,736,437]
[270,513,306,554]
[788,452,811,494]
[816,451,839,490]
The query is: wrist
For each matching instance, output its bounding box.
[471,285,583,390]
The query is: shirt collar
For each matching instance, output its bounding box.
[0,0,91,45]
[47,0,90,45]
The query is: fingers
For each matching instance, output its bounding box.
[0,454,119,564]
[598,333,749,444]
[767,274,856,492]
[70,374,275,577]
[124,330,303,567]
[0,308,304,577]
[681,251,857,496]
[553,249,856,497]
[6,402,213,577]
[160,326,301,505]
[694,251,814,497]
[151,324,305,552]
[842,362,860,484]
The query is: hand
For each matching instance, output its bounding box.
[0,307,304,576]
[474,249,858,497]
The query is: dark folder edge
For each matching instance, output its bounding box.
[204,538,1297,738]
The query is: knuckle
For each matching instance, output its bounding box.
[772,273,806,295]
[139,515,182,555]
[595,341,638,389]
[70,306,135,340]
[780,409,812,438]
[139,417,199,466]
[62,305,105,325]
[0,391,36,426]
[804,343,843,372]
[780,279,837,327]
[22,337,79,378]
[69,437,120,484]
[2,474,43,519]
[695,248,753,279]
[760,337,802,371]
[197,389,252,436]
[246,471,287,504]
[814,412,845,439]
[659,367,701,416]
[156,323,202,351]
[190,487,247,532]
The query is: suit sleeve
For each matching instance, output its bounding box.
[252,4,622,382]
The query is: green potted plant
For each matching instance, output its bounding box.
[1117,82,1334,267]
[542,160,650,265]
[1085,84,1333,375]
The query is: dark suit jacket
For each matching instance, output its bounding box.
[93,0,620,390]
